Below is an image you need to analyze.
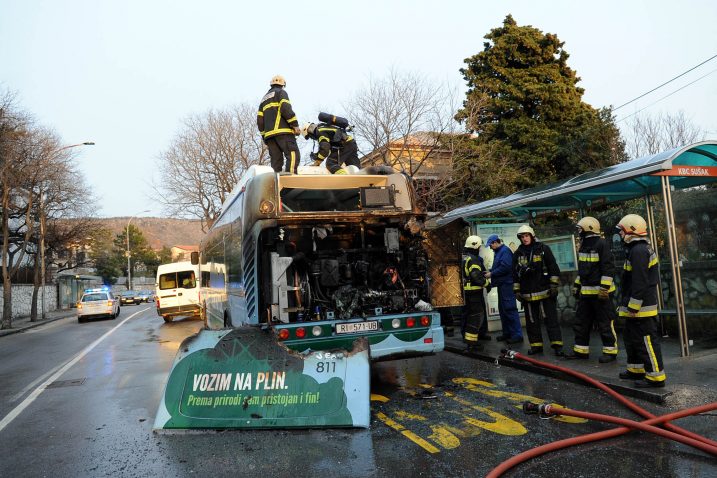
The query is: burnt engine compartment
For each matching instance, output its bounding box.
[260,222,430,323]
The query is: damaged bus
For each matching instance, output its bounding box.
[198,164,445,360]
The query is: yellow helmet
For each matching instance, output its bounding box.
[577,216,600,234]
[464,235,483,250]
[616,214,647,241]
[516,225,535,238]
[270,75,286,87]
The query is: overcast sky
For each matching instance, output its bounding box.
[2,0,716,218]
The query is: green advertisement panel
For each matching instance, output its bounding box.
[154,328,370,429]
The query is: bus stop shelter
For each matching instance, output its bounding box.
[438,140,717,357]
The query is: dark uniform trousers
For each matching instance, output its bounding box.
[572,296,618,356]
[524,297,562,350]
[464,290,486,344]
[325,140,359,174]
[624,317,664,379]
[267,135,300,174]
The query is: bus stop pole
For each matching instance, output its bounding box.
[645,194,666,333]
[661,176,690,357]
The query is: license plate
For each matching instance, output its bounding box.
[335,321,379,334]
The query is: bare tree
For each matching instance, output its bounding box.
[624,110,704,159]
[345,68,459,178]
[153,104,269,231]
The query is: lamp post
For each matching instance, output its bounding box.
[40,142,94,319]
[126,210,150,290]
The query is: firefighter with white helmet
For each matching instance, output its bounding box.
[301,119,359,174]
[566,216,619,362]
[462,235,488,351]
[615,214,666,388]
[257,75,301,173]
[512,224,563,354]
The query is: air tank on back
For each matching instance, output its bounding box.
[318,112,350,129]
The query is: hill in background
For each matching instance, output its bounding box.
[98,217,205,250]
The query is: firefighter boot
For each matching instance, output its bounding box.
[527,347,543,355]
[552,345,565,357]
[564,352,589,360]
[619,370,645,380]
[634,379,666,388]
[598,354,617,363]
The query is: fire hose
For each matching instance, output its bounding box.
[486,350,717,478]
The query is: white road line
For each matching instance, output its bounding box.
[9,363,64,403]
[0,308,146,433]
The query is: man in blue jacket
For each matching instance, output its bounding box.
[485,235,523,344]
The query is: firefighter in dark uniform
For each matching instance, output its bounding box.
[567,217,619,362]
[257,75,301,173]
[462,235,488,351]
[616,214,666,388]
[512,225,564,355]
[300,122,359,174]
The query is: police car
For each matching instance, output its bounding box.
[77,288,120,323]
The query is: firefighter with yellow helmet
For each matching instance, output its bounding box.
[257,75,301,173]
[300,121,359,174]
[615,214,666,388]
[462,235,489,351]
[566,216,619,362]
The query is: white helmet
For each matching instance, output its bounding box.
[516,225,535,238]
[270,75,286,87]
[464,235,483,250]
[577,216,600,234]
[300,122,315,139]
[616,214,647,242]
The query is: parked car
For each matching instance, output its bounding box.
[77,288,120,323]
[120,290,142,305]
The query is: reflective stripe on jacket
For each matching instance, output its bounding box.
[574,234,616,296]
[463,251,487,291]
[257,86,299,139]
[309,124,353,161]
[512,242,560,301]
[619,239,659,318]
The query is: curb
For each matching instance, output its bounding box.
[0,314,74,338]
[444,344,670,404]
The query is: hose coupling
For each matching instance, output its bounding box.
[501,348,518,359]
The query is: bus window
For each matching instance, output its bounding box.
[159,273,177,290]
[177,271,196,289]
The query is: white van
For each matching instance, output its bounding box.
[155,261,200,322]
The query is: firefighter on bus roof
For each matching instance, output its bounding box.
[257,75,301,174]
[300,122,359,174]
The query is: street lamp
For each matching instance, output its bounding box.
[126,210,150,290]
[40,141,94,319]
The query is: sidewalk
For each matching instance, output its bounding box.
[0,309,76,338]
[444,323,717,406]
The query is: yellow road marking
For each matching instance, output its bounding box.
[428,425,461,449]
[375,412,440,454]
[370,393,389,402]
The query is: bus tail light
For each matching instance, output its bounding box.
[406,317,416,328]
[312,326,322,337]
[259,200,275,214]
[420,315,430,327]
[424,338,433,344]
[391,318,401,329]
[295,327,306,339]
[277,329,289,340]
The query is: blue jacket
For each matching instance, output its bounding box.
[490,244,514,286]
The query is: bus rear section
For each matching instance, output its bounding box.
[156,261,201,322]
[247,171,445,360]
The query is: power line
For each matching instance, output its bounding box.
[616,67,717,123]
[613,53,717,111]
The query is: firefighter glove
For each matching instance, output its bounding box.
[293,126,301,136]
[571,285,580,298]
[310,152,321,165]
[598,288,610,301]
[515,292,525,303]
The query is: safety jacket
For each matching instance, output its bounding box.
[618,239,659,318]
[512,242,560,301]
[574,234,616,297]
[462,250,487,292]
[309,124,354,161]
[257,86,299,140]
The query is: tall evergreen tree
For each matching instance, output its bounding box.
[455,15,625,201]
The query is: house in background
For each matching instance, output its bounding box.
[170,245,198,262]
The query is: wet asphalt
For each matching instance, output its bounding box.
[0,306,715,477]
